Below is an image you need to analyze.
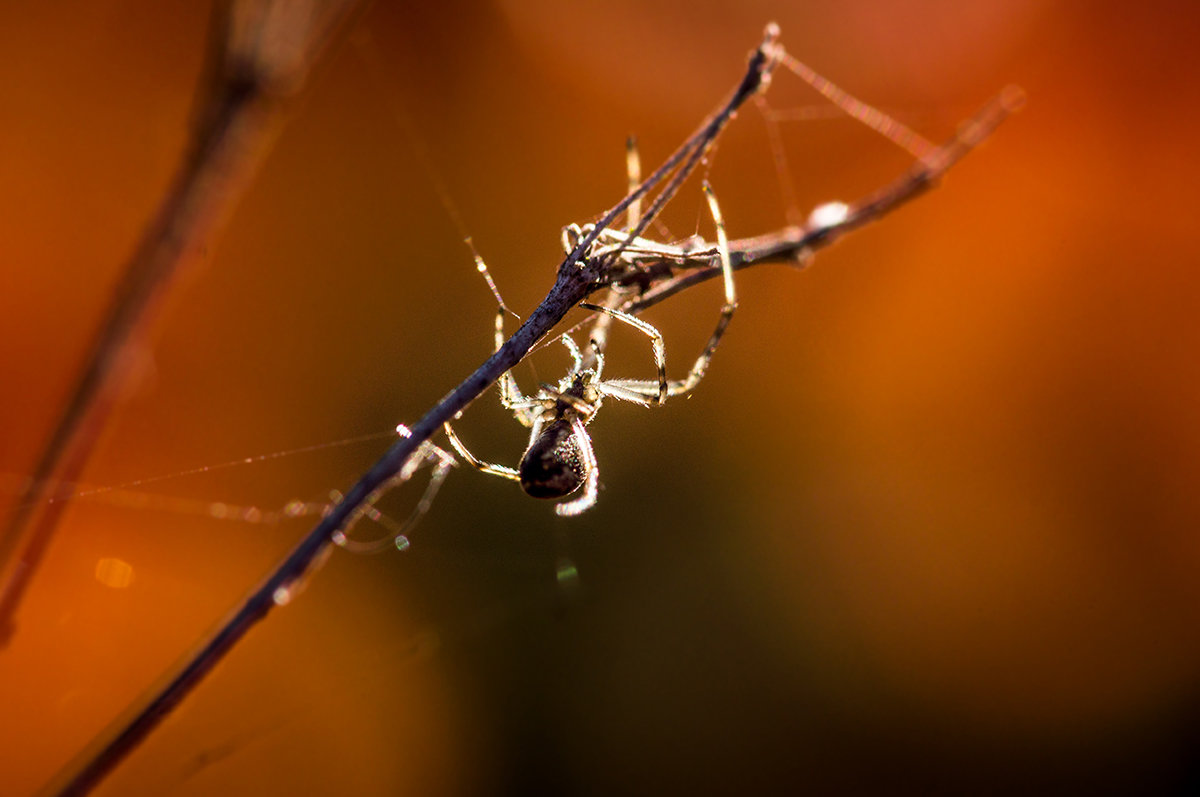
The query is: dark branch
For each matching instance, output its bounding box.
[40,23,781,797]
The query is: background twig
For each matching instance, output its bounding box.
[0,0,364,646]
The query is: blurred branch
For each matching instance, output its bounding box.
[0,0,365,648]
[624,85,1027,316]
[40,22,1021,797]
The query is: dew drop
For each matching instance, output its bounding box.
[808,201,849,229]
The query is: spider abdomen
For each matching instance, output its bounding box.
[519,418,586,499]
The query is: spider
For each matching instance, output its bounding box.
[443,180,736,516]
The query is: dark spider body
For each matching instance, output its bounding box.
[519,416,586,499]
[518,372,596,499]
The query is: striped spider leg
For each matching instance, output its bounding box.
[443,181,736,516]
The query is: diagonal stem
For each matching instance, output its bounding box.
[39,27,780,797]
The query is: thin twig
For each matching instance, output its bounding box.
[623,85,1026,316]
[39,23,780,797]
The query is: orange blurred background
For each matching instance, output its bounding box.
[2,1,1199,794]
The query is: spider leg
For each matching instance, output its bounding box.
[578,301,668,404]
[561,222,585,255]
[589,337,604,381]
[554,417,599,517]
[465,240,536,426]
[443,421,520,481]
[582,135,663,370]
[491,296,534,423]
[559,333,583,375]
[668,181,737,397]
[585,181,737,404]
[626,134,642,231]
[594,380,658,407]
